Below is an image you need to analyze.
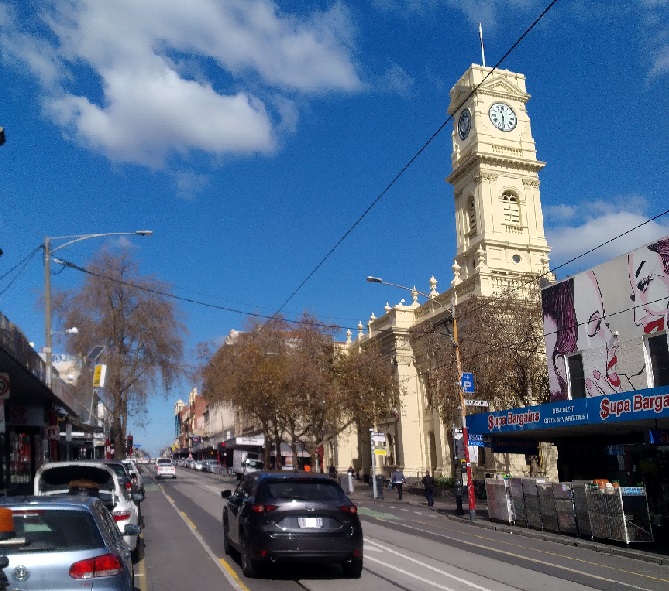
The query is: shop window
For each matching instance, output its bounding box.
[501,191,521,225]
[648,334,669,387]
[567,354,586,399]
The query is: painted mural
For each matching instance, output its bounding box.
[542,235,669,402]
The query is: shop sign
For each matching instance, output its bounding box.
[468,433,486,447]
[45,425,60,440]
[597,389,669,423]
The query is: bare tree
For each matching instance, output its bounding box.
[410,281,549,422]
[201,314,399,470]
[56,249,185,458]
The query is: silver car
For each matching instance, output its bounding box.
[0,495,138,590]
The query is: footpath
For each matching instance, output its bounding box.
[346,480,669,566]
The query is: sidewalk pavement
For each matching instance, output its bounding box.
[347,481,669,566]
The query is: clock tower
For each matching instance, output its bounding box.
[446,65,552,299]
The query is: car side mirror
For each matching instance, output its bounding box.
[123,524,141,536]
[132,493,144,502]
[221,490,232,499]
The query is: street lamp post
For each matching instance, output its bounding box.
[366,275,477,522]
[43,231,153,387]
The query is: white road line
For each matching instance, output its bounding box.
[367,531,658,591]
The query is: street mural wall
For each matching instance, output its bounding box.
[542,235,669,402]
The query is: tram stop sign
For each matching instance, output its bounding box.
[460,372,475,394]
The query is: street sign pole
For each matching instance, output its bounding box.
[453,315,477,522]
[369,429,378,500]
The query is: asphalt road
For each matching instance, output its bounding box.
[134,465,669,591]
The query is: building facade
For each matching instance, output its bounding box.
[327,63,554,480]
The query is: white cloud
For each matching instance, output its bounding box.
[546,198,669,276]
[0,0,362,167]
[380,62,415,97]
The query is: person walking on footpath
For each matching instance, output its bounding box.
[391,467,406,500]
[422,470,435,507]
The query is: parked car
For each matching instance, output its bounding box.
[33,460,142,556]
[221,472,363,578]
[0,495,139,591]
[121,458,145,497]
[155,457,176,479]
[202,459,220,473]
[103,459,143,504]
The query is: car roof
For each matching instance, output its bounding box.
[249,471,337,483]
[0,495,101,510]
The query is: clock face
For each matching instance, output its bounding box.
[488,102,517,132]
[457,109,471,140]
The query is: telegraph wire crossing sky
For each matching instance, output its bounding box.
[1,1,669,455]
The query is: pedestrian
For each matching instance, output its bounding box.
[391,467,406,500]
[422,470,435,507]
[328,464,337,479]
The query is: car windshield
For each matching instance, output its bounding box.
[37,466,114,495]
[263,480,344,502]
[157,459,172,465]
[9,509,103,552]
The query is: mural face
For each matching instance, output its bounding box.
[574,271,621,396]
[628,241,669,334]
[542,236,669,402]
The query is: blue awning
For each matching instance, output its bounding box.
[467,385,669,442]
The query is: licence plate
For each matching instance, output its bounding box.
[298,517,323,528]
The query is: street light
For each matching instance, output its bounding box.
[44,230,153,387]
[366,275,477,522]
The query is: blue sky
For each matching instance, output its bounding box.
[1,0,669,457]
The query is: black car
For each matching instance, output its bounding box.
[221,471,363,578]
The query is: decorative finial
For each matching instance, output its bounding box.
[429,276,438,299]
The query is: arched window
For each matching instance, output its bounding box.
[467,196,477,235]
[501,191,520,225]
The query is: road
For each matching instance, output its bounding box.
[133,464,669,591]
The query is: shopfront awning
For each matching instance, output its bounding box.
[467,385,669,444]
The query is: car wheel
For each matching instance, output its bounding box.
[223,520,231,556]
[240,535,260,578]
[341,558,363,578]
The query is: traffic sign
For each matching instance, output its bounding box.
[374,448,387,456]
[464,399,488,407]
[45,425,60,440]
[460,372,475,393]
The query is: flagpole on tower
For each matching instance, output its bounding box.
[478,22,486,67]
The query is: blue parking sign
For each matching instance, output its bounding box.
[461,372,475,393]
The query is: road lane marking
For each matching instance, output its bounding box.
[432,522,669,584]
[366,555,485,591]
[366,533,660,591]
[159,483,249,591]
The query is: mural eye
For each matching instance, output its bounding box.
[637,276,652,293]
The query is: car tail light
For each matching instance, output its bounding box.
[70,553,123,579]
[251,504,277,513]
[112,510,131,522]
[124,480,132,491]
[340,505,357,514]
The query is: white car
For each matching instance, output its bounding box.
[33,460,142,556]
[122,458,145,495]
[155,457,176,479]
